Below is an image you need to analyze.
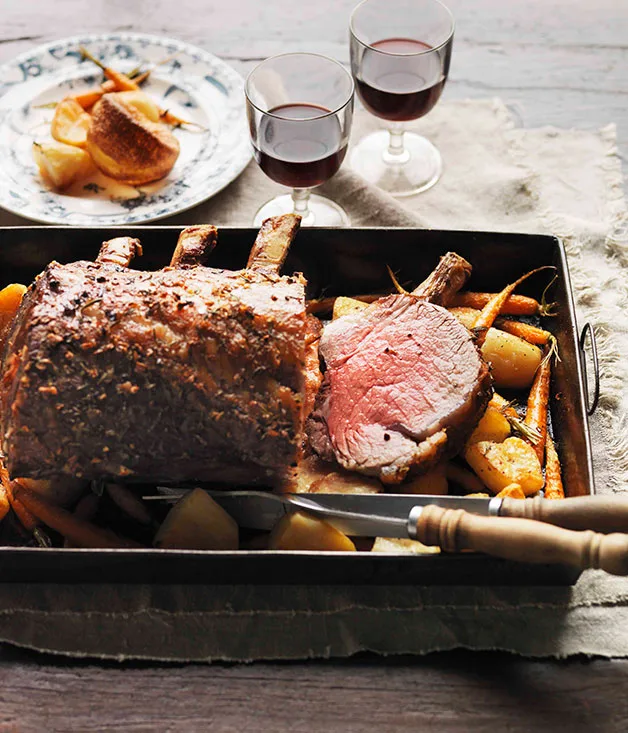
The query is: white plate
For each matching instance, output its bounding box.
[0,33,251,225]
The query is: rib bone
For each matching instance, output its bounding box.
[170,226,218,269]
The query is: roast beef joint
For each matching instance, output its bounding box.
[307,253,493,484]
[0,215,322,486]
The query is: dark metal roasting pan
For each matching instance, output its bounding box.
[0,227,598,585]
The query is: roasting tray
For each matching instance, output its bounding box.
[0,226,597,585]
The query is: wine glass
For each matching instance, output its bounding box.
[349,0,454,196]
[245,53,355,226]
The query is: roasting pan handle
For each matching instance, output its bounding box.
[579,322,600,416]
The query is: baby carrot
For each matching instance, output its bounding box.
[495,318,552,346]
[0,485,9,523]
[106,483,153,526]
[6,481,40,533]
[523,348,552,464]
[451,291,540,316]
[472,267,553,348]
[12,484,142,549]
[544,433,565,499]
[80,47,140,92]
[72,89,104,109]
[0,459,11,522]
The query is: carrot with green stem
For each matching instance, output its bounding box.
[72,65,151,109]
[71,79,116,109]
[80,46,140,92]
[449,306,554,347]
[451,291,541,316]
[544,433,565,499]
[494,318,553,346]
[131,52,180,85]
[523,345,553,464]
[159,108,206,130]
[471,267,555,348]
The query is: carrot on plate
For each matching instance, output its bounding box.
[72,88,106,109]
[80,47,140,92]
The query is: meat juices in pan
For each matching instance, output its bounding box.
[307,253,493,484]
[0,215,321,487]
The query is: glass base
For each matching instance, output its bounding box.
[253,193,350,227]
[349,130,442,196]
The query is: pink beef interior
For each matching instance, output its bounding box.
[319,295,486,471]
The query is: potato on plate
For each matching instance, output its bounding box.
[32,141,93,190]
[51,98,91,148]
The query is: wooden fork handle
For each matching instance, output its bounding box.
[500,495,628,534]
[413,505,628,575]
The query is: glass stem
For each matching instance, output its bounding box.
[292,188,311,220]
[383,126,411,166]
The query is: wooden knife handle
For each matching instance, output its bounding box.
[414,504,628,575]
[500,495,628,534]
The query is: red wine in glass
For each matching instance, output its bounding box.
[253,103,347,188]
[355,38,445,122]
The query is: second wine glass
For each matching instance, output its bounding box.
[245,53,354,226]
[349,0,454,196]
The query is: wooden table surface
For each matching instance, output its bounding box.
[1,0,628,730]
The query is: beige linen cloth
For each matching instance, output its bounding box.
[2,98,628,661]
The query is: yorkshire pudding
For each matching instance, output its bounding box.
[86,93,180,185]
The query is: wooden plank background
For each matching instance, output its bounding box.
[0,0,626,163]
[0,0,627,730]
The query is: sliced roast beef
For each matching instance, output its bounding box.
[308,253,492,484]
[1,216,321,486]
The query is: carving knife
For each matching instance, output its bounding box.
[149,489,628,535]
[145,490,628,574]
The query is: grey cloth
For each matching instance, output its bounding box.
[2,98,628,661]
